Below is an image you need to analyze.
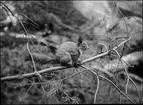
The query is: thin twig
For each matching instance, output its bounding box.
[81,65,100,104]
[112,49,141,101]
[0,3,48,94]
[81,65,134,104]
[113,1,129,37]
[99,75,134,104]
[112,49,130,94]
[60,69,86,83]
[60,88,79,104]
[94,73,99,104]
[82,37,131,64]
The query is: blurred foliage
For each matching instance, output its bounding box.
[12,1,87,33]
[1,1,143,104]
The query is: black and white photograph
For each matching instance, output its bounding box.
[0,0,143,104]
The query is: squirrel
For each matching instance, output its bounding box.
[25,36,88,66]
[51,36,88,66]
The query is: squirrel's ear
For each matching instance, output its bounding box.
[77,36,83,46]
[49,45,57,54]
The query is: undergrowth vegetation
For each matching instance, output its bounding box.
[1,1,143,104]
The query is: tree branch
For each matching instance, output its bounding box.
[1,37,131,82]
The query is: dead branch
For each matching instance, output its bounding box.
[80,65,135,104]
[81,37,131,64]
[1,37,131,82]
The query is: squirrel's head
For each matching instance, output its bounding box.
[77,36,89,52]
